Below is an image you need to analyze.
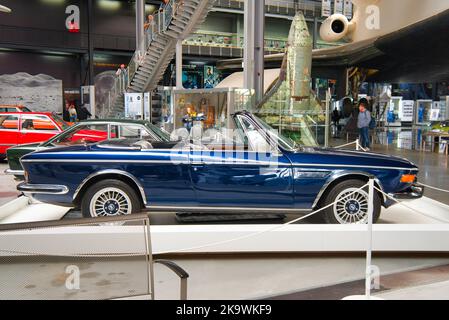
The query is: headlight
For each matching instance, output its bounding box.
[400,174,417,184]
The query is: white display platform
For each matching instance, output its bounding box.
[0,197,70,224]
[0,196,448,255]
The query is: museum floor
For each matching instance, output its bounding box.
[1,139,449,300]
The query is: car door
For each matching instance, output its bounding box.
[0,114,19,155]
[189,114,294,210]
[19,114,61,145]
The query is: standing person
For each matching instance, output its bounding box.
[331,108,341,137]
[68,104,78,123]
[357,102,371,151]
[116,64,128,92]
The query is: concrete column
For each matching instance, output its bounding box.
[87,0,94,85]
[313,17,318,49]
[136,0,145,54]
[176,40,183,89]
[244,0,265,104]
[254,0,265,104]
[243,0,255,91]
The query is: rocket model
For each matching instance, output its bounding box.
[286,13,313,101]
[0,5,11,13]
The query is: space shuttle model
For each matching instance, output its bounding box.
[258,12,314,108]
[0,4,11,13]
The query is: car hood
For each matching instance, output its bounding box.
[287,147,418,171]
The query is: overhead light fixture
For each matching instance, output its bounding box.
[0,4,11,13]
[40,0,66,5]
[98,0,122,11]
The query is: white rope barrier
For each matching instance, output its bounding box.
[153,183,370,255]
[374,186,449,224]
[334,139,367,152]
[0,184,370,258]
[334,141,358,149]
[417,182,449,194]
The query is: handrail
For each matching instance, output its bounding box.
[109,0,181,116]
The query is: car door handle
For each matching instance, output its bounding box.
[191,161,206,166]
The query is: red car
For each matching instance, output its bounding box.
[0,112,108,158]
[0,105,32,112]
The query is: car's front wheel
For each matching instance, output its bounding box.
[81,179,141,218]
[322,179,381,224]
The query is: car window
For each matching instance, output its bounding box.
[51,113,69,130]
[21,107,31,112]
[45,124,108,146]
[237,116,272,152]
[21,115,58,131]
[111,124,152,140]
[0,114,19,130]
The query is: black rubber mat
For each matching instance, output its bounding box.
[175,213,286,223]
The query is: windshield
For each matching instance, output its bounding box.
[51,113,70,130]
[146,123,171,142]
[251,114,299,151]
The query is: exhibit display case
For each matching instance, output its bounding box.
[386,96,402,127]
[154,87,254,134]
[414,99,433,126]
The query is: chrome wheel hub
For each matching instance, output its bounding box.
[333,188,369,224]
[90,187,132,217]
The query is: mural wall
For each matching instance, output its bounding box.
[0,73,63,113]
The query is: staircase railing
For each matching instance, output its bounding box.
[107,0,183,116]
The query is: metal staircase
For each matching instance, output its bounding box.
[107,0,216,118]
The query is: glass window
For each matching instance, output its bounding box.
[111,124,152,140]
[0,115,19,130]
[45,124,108,146]
[237,117,272,152]
[51,113,69,130]
[21,115,58,131]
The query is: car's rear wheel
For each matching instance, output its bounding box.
[322,179,381,224]
[81,179,141,218]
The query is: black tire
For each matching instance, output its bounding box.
[322,179,381,224]
[81,179,142,218]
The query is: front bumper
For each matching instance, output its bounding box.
[17,183,69,195]
[385,184,424,207]
[4,169,24,176]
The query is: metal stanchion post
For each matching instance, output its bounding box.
[366,177,374,299]
[356,139,360,151]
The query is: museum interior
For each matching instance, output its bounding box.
[0,0,449,301]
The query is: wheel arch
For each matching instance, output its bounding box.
[312,171,386,209]
[73,170,147,208]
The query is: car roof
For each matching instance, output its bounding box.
[81,119,150,125]
[0,111,53,116]
[0,104,25,107]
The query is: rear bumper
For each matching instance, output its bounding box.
[4,169,24,176]
[385,184,424,207]
[17,183,69,195]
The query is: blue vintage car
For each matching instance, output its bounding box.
[18,111,423,224]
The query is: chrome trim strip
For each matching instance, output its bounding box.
[311,171,387,209]
[146,205,310,213]
[72,169,147,205]
[4,169,24,176]
[17,183,69,195]
[21,158,417,171]
[293,163,418,171]
[20,159,286,166]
